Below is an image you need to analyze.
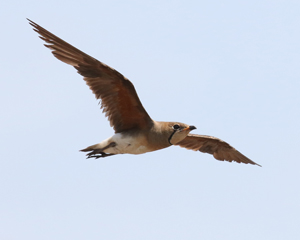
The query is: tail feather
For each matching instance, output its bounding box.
[80,144,99,152]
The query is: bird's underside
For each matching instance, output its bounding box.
[28,19,261,167]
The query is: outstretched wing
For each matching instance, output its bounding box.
[28,19,153,133]
[176,134,260,166]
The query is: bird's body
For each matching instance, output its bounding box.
[85,133,151,155]
[28,19,261,166]
[81,121,193,157]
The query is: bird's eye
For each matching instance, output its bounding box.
[173,124,180,130]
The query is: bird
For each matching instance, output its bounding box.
[28,19,260,167]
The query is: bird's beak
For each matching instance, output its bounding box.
[189,125,196,131]
[183,125,197,131]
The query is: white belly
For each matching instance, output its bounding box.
[99,133,151,155]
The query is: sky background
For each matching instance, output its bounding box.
[1,0,300,239]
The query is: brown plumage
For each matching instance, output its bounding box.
[175,134,260,166]
[28,19,152,133]
[28,19,260,167]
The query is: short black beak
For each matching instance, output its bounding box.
[189,125,196,131]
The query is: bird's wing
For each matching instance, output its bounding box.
[28,19,153,133]
[176,134,260,166]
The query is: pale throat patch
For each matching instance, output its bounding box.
[169,130,189,145]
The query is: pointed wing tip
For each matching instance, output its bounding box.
[27,18,36,27]
[27,19,41,33]
[241,156,262,167]
[237,159,262,167]
[234,158,262,167]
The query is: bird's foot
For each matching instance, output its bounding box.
[86,151,115,159]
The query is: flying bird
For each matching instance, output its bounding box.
[28,19,260,166]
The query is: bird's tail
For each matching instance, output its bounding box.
[80,144,99,152]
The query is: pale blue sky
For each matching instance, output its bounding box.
[1,0,300,239]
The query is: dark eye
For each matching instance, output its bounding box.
[173,124,180,130]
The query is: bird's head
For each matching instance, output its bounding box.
[166,122,197,145]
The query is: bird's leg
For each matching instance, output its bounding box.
[87,151,115,159]
[86,142,116,159]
